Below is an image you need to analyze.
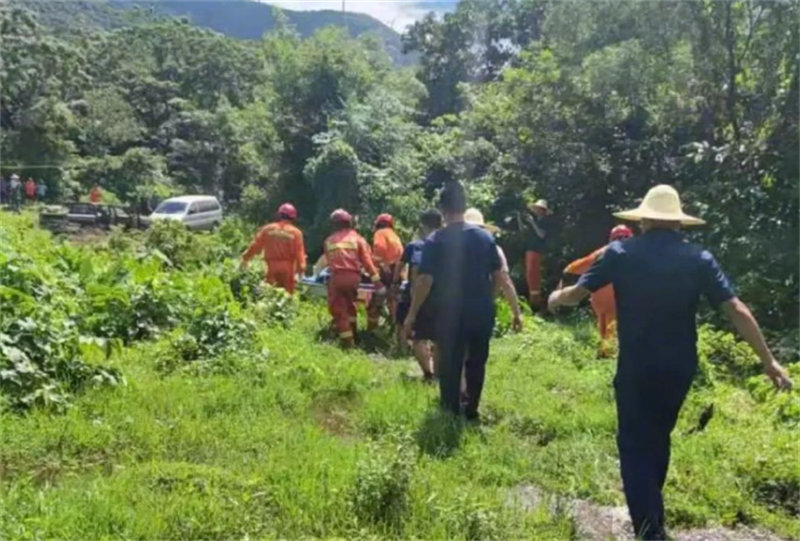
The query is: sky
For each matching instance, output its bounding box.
[267,1,458,32]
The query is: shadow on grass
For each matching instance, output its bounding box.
[314,323,409,360]
[415,408,465,458]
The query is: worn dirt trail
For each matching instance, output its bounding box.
[506,484,788,541]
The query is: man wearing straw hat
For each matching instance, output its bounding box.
[548,184,792,540]
[524,198,551,309]
[464,207,523,333]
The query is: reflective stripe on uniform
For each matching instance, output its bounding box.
[326,241,358,252]
[267,229,295,239]
[339,330,354,338]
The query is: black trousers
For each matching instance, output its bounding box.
[614,367,694,540]
[437,323,492,417]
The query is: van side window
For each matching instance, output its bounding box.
[188,203,199,214]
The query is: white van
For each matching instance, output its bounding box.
[146,195,223,230]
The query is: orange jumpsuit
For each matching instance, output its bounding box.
[564,246,617,355]
[242,220,306,294]
[525,251,542,305]
[368,227,404,329]
[324,228,380,343]
[89,187,102,204]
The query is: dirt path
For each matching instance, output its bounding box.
[506,484,788,541]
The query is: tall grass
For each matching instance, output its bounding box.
[1,212,797,540]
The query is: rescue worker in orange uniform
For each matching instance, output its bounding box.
[524,199,551,309]
[561,224,633,357]
[89,184,102,204]
[323,209,383,347]
[240,203,306,294]
[367,213,404,330]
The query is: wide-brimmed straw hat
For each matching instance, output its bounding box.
[464,207,500,233]
[527,199,550,214]
[614,184,705,226]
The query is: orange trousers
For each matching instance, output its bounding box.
[266,260,296,294]
[591,286,617,356]
[328,271,360,341]
[525,251,542,306]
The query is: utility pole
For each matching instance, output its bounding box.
[342,0,349,35]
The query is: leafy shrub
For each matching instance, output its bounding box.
[225,265,299,326]
[157,305,255,373]
[697,324,762,383]
[144,220,228,268]
[745,363,800,426]
[349,437,414,529]
[250,291,298,327]
[228,266,267,304]
[185,305,254,357]
[0,226,123,411]
[216,217,253,258]
[144,220,195,266]
[107,225,143,253]
[0,314,123,412]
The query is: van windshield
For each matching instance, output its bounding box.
[154,201,187,214]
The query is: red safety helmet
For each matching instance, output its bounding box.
[374,213,394,228]
[609,224,634,241]
[277,202,298,221]
[330,208,353,225]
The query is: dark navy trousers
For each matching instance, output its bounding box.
[437,321,492,418]
[614,365,695,540]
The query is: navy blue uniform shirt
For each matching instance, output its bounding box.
[403,239,425,270]
[400,239,425,302]
[526,215,549,253]
[577,229,735,378]
[419,222,501,333]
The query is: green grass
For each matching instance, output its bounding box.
[1,211,797,540]
[2,303,798,540]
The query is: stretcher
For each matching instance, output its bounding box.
[299,271,408,305]
[300,272,376,304]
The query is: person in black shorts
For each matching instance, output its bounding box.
[393,208,442,381]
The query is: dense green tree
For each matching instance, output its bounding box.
[0,1,796,333]
[403,0,549,119]
[71,147,169,201]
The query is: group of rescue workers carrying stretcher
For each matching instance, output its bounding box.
[240,184,793,541]
[239,196,627,371]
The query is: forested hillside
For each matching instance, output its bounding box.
[11,0,411,65]
[1,0,797,334]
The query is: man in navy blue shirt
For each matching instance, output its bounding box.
[548,185,792,540]
[404,182,503,420]
[393,209,443,381]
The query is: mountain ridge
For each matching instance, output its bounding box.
[13,0,414,65]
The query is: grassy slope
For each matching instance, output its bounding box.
[1,214,797,540]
